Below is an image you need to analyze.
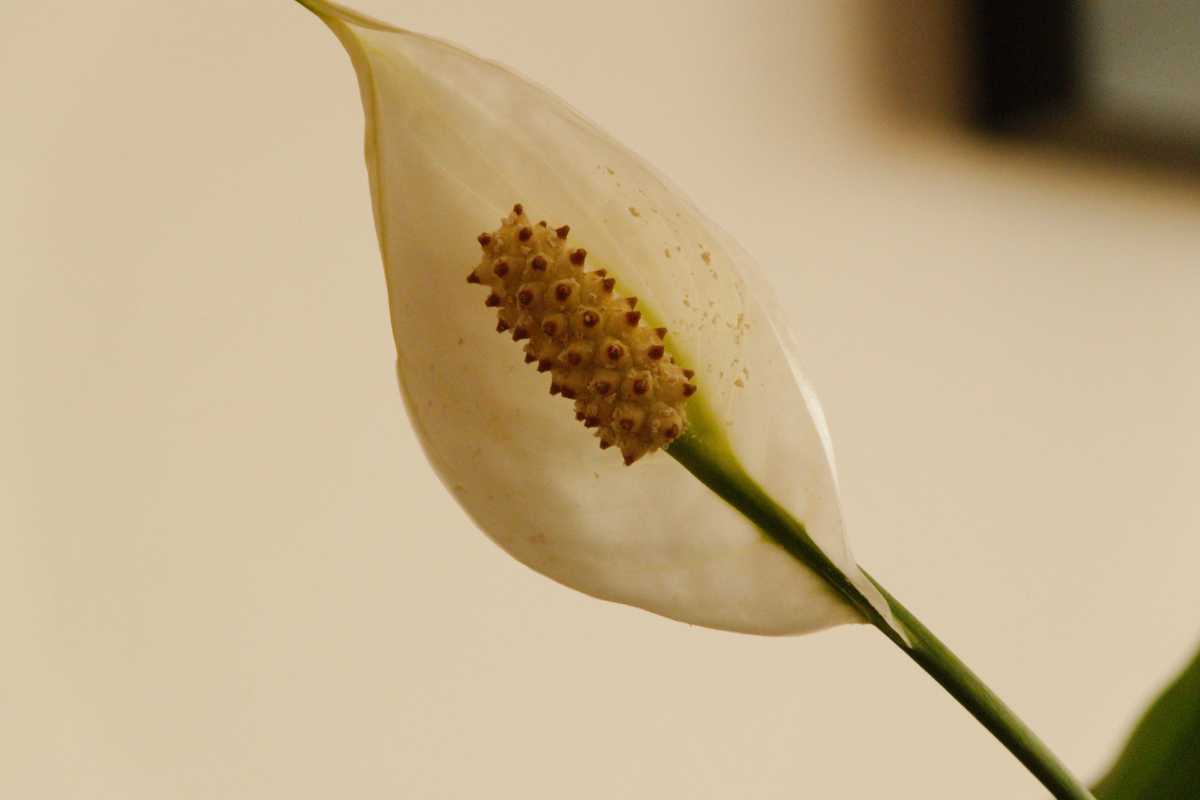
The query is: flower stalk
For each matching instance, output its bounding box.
[668,434,1097,800]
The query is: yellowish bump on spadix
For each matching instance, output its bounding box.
[468,204,696,465]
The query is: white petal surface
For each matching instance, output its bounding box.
[301,0,893,634]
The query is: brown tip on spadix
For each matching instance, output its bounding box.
[625,311,641,326]
[682,383,697,397]
[584,416,600,428]
[575,411,586,421]
[555,225,570,239]
[484,294,502,307]
[518,227,532,242]
[477,233,492,247]
[601,278,616,293]
[594,269,607,278]
[625,296,638,309]
[524,353,537,363]
[560,387,577,399]
[647,345,665,360]
[623,453,639,466]
[549,383,561,395]
[493,260,509,277]
[537,359,553,373]
[513,203,524,215]
[530,255,547,271]
[570,249,587,266]
[599,439,613,450]
[466,272,481,284]
[538,220,548,227]
[682,368,695,379]
[655,327,668,339]
[512,326,529,341]
[496,320,510,333]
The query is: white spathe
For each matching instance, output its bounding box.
[299,0,895,636]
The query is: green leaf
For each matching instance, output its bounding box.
[1094,645,1200,799]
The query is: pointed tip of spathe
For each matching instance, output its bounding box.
[293,0,407,34]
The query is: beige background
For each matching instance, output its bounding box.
[4,1,1199,797]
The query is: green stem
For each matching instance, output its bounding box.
[668,434,1095,800]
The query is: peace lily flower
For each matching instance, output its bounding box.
[295,0,888,637]
[289,3,1096,797]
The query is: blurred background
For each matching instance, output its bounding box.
[3,1,1198,797]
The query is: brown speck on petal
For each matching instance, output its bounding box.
[570,249,587,266]
[518,227,532,242]
[555,225,570,239]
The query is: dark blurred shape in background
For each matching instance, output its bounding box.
[879,1,1200,173]
[967,2,1080,134]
